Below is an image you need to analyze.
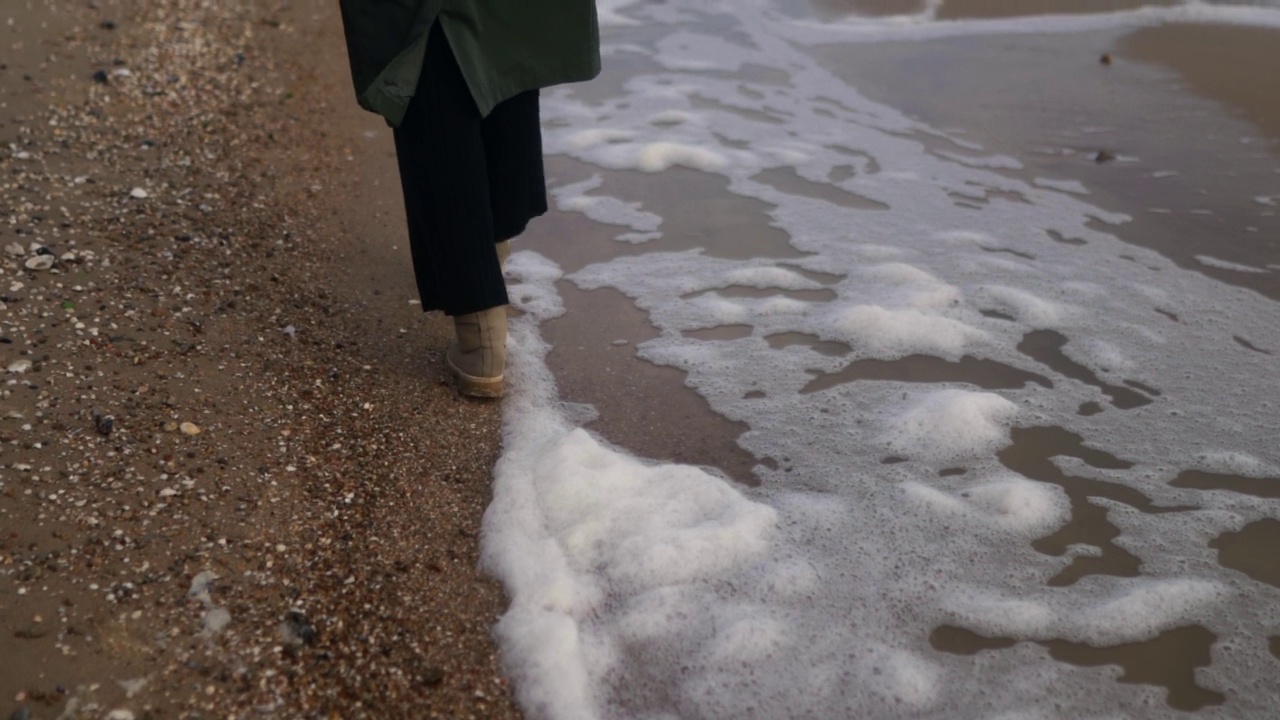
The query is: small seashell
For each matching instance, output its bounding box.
[180,421,202,436]
[7,359,33,374]
[25,255,54,271]
[129,187,149,199]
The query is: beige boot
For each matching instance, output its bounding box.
[496,240,511,269]
[446,306,507,398]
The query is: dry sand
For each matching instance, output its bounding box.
[2,1,518,718]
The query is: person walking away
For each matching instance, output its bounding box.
[338,1,601,397]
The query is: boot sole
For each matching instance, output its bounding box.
[446,354,505,398]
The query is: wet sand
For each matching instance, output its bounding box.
[810,21,1280,296]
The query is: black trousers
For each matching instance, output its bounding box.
[392,22,547,316]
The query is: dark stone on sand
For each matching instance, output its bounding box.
[91,69,109,84]
[13,624,49,639]
[282,610,317,647]
[100,20,117,30]
[95,414,114,436]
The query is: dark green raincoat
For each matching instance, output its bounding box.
[339,0,601,127]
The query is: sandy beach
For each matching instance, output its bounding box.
[3,0,1279,718]
[2,1,516,718]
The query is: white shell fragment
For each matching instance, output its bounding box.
[7,359,33,374]
[24,255,55,271]
[130,187,150,199]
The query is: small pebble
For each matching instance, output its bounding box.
[95,414,115,436]
[281,610,317,647]
[129,187,149,199]
[7,359,33,374]
[180,421,202,436]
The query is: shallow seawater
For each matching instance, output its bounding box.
[484,1,1280,718]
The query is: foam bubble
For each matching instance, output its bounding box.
[1033,177,1090,195]
[553,176,663,234]
[974,285,1067,328]
[1073,579,1229,646]
[648,109,701,126]
[723,266,821,290]
[506,251,566,322]
[907,476,1070,534]
[564,128,639,151]
[635,141,731,173]
[943,579,1230,647]
[597,0,645,26]
[856,645,942,710]
[933,148,1024,170]
[1196,254,1270,273]
[1193,451,1280,478]
[882,390,1019,463]
[943,590,1057,637]
[829,305,988,359]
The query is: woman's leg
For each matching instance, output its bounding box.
[481,89,547,245]
[392,22,508,317]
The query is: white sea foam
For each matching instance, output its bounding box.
[941,578,1229,645]
[882,390,1020,462]
[1193,451,1280,478]
[1033,177,1090,195]
[483,1,1280,718]
[597,0,645,26]
[1196,254,1271,273]
[552,175,663,236]
[903,475,1069,534]
[973,285,1069,328]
